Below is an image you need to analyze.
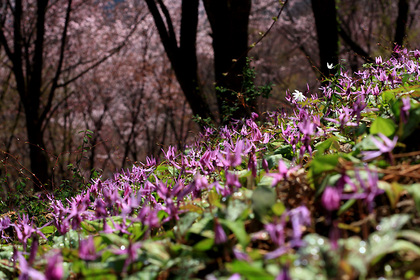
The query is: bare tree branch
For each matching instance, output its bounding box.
[41,0,73,125]
[338,24,374,63]
[56,12,145,89]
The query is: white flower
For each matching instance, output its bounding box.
[327,62,334,70]
[292,90,306,102]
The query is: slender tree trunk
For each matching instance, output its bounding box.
[145,0,214,123]
[395,0,409,47]
[203,0,252,122]
[311,0,339,79]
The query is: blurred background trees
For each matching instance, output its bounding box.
[0,0,419,191]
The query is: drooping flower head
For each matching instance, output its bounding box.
[362,133,398,164]
[321,186,341,212]
[214,218,227,244]
[45,253,63,280]
[79,236,99,261]
[401,97,411,124]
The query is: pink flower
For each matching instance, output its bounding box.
[229,273,242,280]
[13,214,47,250]
[114,241,142,273]
[214,219,227,244]
[16,251,45,280]
[321,186,341,211]
[233,248,251,262]
[79,236,99,261]
[276,265,291,280]
[401,97,411,123]
[269,160,289,186]
[45,253,63,280]
[0,217,11,240]
[289,206,311,247]
[226,172,241,189]
[362,133,398,164]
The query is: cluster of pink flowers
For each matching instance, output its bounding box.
[2,47,420,278]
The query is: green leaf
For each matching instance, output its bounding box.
[52,230,80,249]
[368,232,397,266]
[193,238,214,251]
[229,260,273,280]
[99,233,129,247]
[257,175,273,188]
[398,230,420,244]
[81,221,97,233]
[226,199,248,221]
[252,185,276,221]
[167,166,179,176]
[179,204,203,214]
[188,215,212,235]
[337,199,356,216]
[130,222,147,240]
[309,154,340,178]
[290,265,321,280]
[273,144,293,158]
[377,214,411,232]
[178,212,201,236]
[314,136,340,155]
[378,181,404,209]
[220,219,249,248]
[389,240,420,256]
[403,184,420,214]
[156,210,168,223]
[155,164,168,173]
[400,107,420,140]
[272,202,286,216]
[40,225,56,236]
[0,245,14,259]
[142,240,170,262]
[381,89,397,104]
[370,117,395,137]
[264,154,283,170]
[354,135,380,151]
[81,269,118,280]
[208,190,221,208]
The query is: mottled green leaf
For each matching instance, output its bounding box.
[370,117,395,137]
[404,183,420,214]
[178,212,201,236]
[252,185,276,221]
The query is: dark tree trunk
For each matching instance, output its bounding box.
[394,0,409,47]
[24,0,50,189]
[311,0,339,80]
[25,113,50,188]
[145,0,215,123]
[1,0,124,189]
[0,0,70,189]
[203,0,252,122]
[4,0,51,189]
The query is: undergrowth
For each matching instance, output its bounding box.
[1,48,420,279]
